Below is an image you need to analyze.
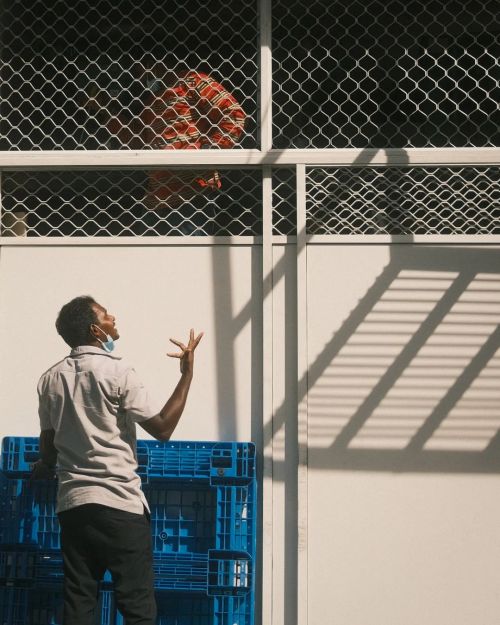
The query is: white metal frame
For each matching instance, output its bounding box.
[0,147,498,170]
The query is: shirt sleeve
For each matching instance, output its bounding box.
[37,375,53,431]
[118,368,160,423]
[190,72,247,148]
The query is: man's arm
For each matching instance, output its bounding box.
[31,429,57,480]
[139,329,203,441]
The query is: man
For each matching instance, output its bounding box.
[84,62,247,212]
[32,295,203,625]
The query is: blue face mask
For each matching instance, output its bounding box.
[145,78,164,94]
[94,325,115,353]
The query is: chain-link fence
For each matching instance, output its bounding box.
[273,0,499,148]
[3,0,498,152]
[0,0,499,237]
[1,0,258,151]
[2,166,499,237]
[1,170,262,236]
[306,166,500,235]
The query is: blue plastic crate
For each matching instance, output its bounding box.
[1,438,39,476]
[35,551,65,588]
[0,474,59,549]
[0,479,256,589]
[100,590,115,625]
[0,548,65,590]
[207,550,253,597]
[0,547,38,586]
[113,593,255,625]
[147,482,217,555]
[1,437,256,486]
[0,438,257,625]
[146,480,256,556]
[123,440,255,485]
[0,587,63,624]
[215,485,256,552]
[0,587,115,625]
[153,553,208,592]
[0,547,253,598]
[154,593,254,625]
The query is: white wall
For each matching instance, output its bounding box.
[306,243,500,625]
[0,244,262,442]
[2,240,500,625]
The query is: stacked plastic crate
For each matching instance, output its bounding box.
[0,437,257,625]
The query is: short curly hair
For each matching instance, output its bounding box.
[55,296,98,348]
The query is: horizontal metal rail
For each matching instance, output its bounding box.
[0,147,498,170]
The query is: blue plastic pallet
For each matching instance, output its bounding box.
[0,549,65,589]
[112,593,255,625]
[0,587,115,625]
[0,548,254,597]
[0,547,38,586]
[2,437,255,485]
[0,481,256,595]
[0,438,39,477]
[0,438,257,625]
[0,475,59,549]
[0,474,256,559]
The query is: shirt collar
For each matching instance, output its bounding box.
[70,345,122,359]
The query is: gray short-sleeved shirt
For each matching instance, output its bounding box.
[37,345,160,514]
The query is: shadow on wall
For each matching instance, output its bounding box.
[210,245,263,442]
[254,146,500,476]
[306,244,500,474]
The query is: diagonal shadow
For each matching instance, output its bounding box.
[330,258,476,452]
[406,324,500,452]
[307,244,500,473]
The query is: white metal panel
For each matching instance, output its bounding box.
[306,243,500,625]
[271,242,299,625]
[0,244,260,443]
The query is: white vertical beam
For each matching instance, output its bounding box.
[259,0,273,152]
[260,1,274,622]
[262,164,274,625]
[296,163,308,625]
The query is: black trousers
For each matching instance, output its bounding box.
[58,503,156,625]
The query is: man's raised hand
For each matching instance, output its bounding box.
[167,329,204,375]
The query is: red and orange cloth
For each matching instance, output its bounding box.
[105,71,246,209]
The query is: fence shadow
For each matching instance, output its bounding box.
[305,244,500,474]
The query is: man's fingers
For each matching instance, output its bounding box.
[169,338,186,350]
[169,331,203,358]
[166,351,182,358]
[193,332,204,348]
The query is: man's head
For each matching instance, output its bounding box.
[132,58,180,89]
[55,296,119,348]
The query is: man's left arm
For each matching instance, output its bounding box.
[32,378,58,480]
[31,429,57,480]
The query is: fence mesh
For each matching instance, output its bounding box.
[0,1,499,238]
[0,170,262,236]
[273,0,499,148]
[306,166,500,235]
[2,167,498,237]
[1,0,258,150]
